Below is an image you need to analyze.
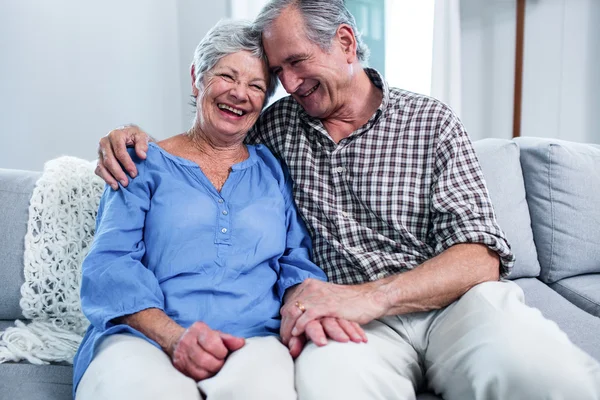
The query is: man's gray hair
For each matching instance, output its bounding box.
[191,19,278,106]
[254,0,370,63]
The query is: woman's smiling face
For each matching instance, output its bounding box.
[194,51,269,140]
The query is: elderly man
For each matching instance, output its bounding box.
[96,0,600,399]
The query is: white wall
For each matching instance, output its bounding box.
[522,0,600,143]
[460,0,516,141]
[0,0,227,171]
[460,0,600,143]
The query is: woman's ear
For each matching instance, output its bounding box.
[191,65,199,97]
[337,24,358,62]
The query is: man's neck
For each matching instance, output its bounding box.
[322,69,383,144]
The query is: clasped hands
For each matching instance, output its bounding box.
[281,278,386,358]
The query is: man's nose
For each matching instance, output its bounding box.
[278,70,302,94]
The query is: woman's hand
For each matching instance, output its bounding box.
[169,321,245,381]
[96,124,151,190]
[286,317,368,359]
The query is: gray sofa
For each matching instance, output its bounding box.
[1,137,599,400]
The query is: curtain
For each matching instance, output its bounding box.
[430,0,462,117]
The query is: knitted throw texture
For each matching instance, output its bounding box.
[0,156,104,364]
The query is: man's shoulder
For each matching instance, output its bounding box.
[386,87,455,119]
[259,95,301,123]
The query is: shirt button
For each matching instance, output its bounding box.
[335,166,345,173]
[221,228,227,234]
[222,210,228,215]
[341,211,350,218]
[218,199,224,204]
[375,272,387,280]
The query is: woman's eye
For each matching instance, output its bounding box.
[251,85,265,92]
[220,74,234,82]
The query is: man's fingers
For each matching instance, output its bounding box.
[99,137,130,187]
[291,307,325,338]
[110,133,138,179]
[95,162,119,191]
[304,320,327,346]
[133,131,149,160]
[288,335,306,359]
[280,305,303,344]
[321,318,350,343]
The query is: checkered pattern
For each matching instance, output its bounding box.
[246,69,514,285]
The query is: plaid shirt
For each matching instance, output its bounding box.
[247,69,514,285]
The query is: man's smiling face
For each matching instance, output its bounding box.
[262,6,353,120]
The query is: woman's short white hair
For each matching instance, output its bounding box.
[190,19,278,107]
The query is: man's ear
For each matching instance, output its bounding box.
[191,65,199,97]
[336,24,358,62]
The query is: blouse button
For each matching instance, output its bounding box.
[221,228,228,234]
[218,199,224,204]
[222,210,228,215]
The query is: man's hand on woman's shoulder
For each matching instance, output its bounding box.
[96,124,151,190]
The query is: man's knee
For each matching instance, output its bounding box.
[464,342,600,399]
[296,340,418,400]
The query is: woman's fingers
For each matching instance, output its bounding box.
[304,320,328,346]
[320,317,350,343]
[336,318,366,343]
[171,322,232,381]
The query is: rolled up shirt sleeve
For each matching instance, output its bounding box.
[80,155,164,331]
[428,112,515,277]
[276,166,327,301]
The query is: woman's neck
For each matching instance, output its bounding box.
[186,127,248,164]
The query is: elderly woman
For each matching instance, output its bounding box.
[73,20,363,400]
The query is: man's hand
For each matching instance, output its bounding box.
[169,321,245,381]
[96,124,150,190]
[281,278,385,345]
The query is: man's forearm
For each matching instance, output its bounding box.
[373,243,500,316]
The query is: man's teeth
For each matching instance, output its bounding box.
[302,84,319,97]
[218,104,243,116]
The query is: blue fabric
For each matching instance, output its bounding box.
[73,142,326,394]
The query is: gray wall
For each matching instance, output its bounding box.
[460,0,600,144]
[0,0,227,171]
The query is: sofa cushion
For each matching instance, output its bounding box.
[473,139,541,279]
[0,362,73,400]
[0,169,40,320]
[0,320,73,400]
[550,274,600,318]
[514,278,600,362]
[516,137,600,283]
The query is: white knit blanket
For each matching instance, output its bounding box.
[0,156,105,364]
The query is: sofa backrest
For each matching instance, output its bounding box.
[473,139,541,279]
[516,137,600,284]
[0,168,41,319]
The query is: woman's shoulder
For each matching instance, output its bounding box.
[251,144,283,174]
[250,144,292,194]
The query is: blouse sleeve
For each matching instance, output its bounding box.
[80,153,165,331]
[275,165,327,301]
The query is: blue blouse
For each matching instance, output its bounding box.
[73,142,326,394]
